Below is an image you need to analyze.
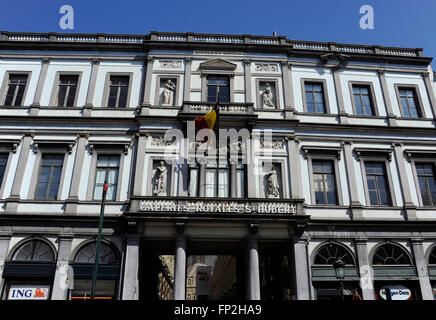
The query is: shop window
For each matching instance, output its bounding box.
[69,241,120,300]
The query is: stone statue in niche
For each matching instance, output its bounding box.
[153,161,168,196]
[266,166,280,198]
[261,83,275,109]
[161,79,176,106]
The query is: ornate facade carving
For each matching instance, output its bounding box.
[159,60,183,69]
[255,63,278,72]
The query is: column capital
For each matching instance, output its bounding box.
[42,57,51,64]
[184,57,193,64]
[146,56,156,64]
[422,71,430,78]
[280,60,292,69]
[91,58,101,65]
[243,59,252,65]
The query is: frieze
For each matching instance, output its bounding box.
[259,139,284,149]
[151,136,174,146]
[255,63,279,72]
[158,59,183,69]
[138,199,296,214]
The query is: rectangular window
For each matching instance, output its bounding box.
[398,88,421,118]
[207,75,230,103]
[364,162,391,206]
[57,75,78,107]
[93,155,120,201]
[108,76,129,108]
[416,163,436,206]
[312,160,337,205]
[204,161,229,198]
[4,74,28,106]
[352,85,374,116]
[0,153,8,187]
[304,82,326,113]
[35,154,64,200]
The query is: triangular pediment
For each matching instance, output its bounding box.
[199,59,237,71]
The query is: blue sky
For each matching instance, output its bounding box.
[0,0,435,68]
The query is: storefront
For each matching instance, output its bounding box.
[311,242,362,300]
[1,238,56,300]
[372,242,420,300]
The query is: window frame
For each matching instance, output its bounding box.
[301,78,330,114]
[0,71,32,107]
[394,84,426,119]
[29,147,69,201]
[92,154,122,202]
[101,72,133,108]
[303,147,343,206]
[348,81,379,117]
[407,152,436,207]
[86,147,126,202]
[357,150,396,207]
[49,71,82,107]
[201,72,235,103]
[0,142,17,199]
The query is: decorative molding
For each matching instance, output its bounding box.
[151,136,174,146]
[259,139,284,149]
[354,148,393,161]
[158,59,183,69]
[184,57,193,64]
[404,149,436,162]
[88,141,132,155]
[42,57,51,64]
[378,69,386,76]
[147,56,156,63]
[422,71,430,78]
[32,141,75,154]
[254,63,279,72]
[301,146,342,160]
[280,60,292,69]
[91,58,101,65]
[243,59,252,65]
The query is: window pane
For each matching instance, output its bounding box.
[48,182,60,199]
[95,170,106,184]
[118,86,128,108]
[218,170,229,197]
[36,182,48,199]
[205,170,216,197]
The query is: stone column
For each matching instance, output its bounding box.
[122,234,141,300]
[30,57,51,116]
[5,134,33,213]
[83,58,101,116]
[355,238,375,300]
[132,134,147,197]
[422,71,436,119]
[281,61,295,119]
[378,69,397,126]
[65,135,88,214]
[292,235,312,300]
[140,56,155,115]
[0,236,11,294]
[287,137,303,203]
[183,57,193,102]
[393,143,417,220]
[243,59,252,104]
[343,141,363,219]
[51,236,73,300]
[411,238,434,300]
[246,230,260,300]
[332,67,348,124]
[173,229,187,300]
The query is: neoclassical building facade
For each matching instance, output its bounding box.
[0,31,436,300]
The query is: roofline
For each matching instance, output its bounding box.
[0,30,432,65]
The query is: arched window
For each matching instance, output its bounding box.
[428,246,436,265]
[12,239,55,262]
[74,242,119,264]
[313,243,355,265]
[372,243,412,266]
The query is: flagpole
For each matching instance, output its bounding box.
[215,86,220,197]
[91,179,108,300]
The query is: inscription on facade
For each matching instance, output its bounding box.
[139,200,296,214]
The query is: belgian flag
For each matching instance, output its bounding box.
[194,105,218,143]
